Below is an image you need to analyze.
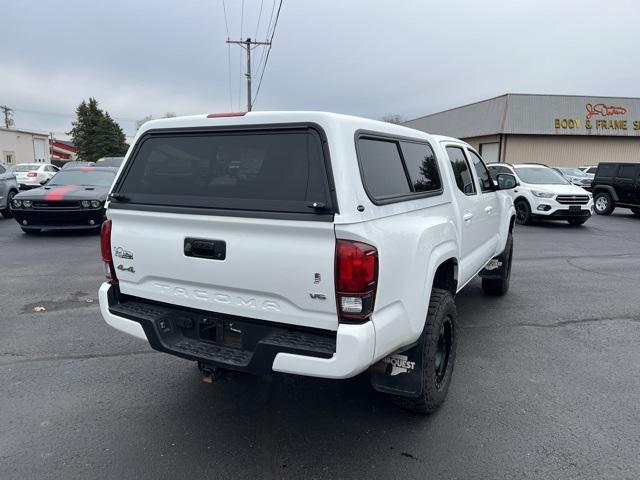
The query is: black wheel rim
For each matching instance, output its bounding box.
[8,191,15,205]
[515,202,528,224]
[434,317,453,389]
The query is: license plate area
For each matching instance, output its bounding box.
[569,205,581,212]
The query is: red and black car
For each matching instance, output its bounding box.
[11,167,118,233]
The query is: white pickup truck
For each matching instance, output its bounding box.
[99,112,516,413]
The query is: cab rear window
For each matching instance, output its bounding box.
[114,128,334,215]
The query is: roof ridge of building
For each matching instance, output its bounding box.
[404,93,509,123]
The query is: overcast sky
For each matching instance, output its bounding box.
[2,0,639,140]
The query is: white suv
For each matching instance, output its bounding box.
[99,112,516,413]
[487,163,593,226]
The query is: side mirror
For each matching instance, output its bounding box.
[496,173,518,190]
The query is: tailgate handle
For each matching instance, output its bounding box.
[184,238,226,260]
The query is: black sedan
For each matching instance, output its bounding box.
[11,167,117,233]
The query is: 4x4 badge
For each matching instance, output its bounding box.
[114,247,134,259]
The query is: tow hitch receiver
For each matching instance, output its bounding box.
[370,340,425,398]
[198,361,227,384]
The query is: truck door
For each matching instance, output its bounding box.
[466,149,501,249]
[444,145,496,284]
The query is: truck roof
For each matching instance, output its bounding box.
[136,111,436,142]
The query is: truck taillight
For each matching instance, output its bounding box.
[335,239,378,323]
[100,219,118,283]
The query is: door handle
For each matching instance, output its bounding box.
[485,206,493,215]
[463,213,473,223]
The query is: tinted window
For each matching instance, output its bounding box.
[597,164,617,177]
[49,170,116,187]
[488,165,511,175]
[468,150,494,192]
[0,165,5,174]
[446,147,476,195]
[117,129,331,214]
[618,165,637,179]
[400,141,442,193]
[358,138,411,199]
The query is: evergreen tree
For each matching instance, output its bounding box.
[68,98,128,161]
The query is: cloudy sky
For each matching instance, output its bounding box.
[2,0,639,140]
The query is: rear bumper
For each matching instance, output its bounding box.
[98,283,375,379]
[12,208,104,229]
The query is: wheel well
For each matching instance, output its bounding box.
[432,258,458,295]
[514,196,529,207]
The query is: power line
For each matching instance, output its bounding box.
[254,0,264,41]
[253,0,283,107]
[238,0,245,111]
[221,0,233,110]
[221,0,230,37]
[254,0,277,80]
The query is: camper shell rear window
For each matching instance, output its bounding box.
[112,125,336,219]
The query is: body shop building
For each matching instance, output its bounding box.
[404,94,640,166]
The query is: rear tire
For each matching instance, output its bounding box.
[567,218,588,226]
[594,192,614,215]
[482,232,513,296]
[391,289,457,414]
[0,190,17,218]
[631,207,640,217]
[514,199,532,225]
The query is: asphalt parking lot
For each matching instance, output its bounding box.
[1,212,639,480]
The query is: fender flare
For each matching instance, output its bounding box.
[592,185,619,202]
[424,240,459,296]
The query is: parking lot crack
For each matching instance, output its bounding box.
[462,316,640,330]
[0,349,155,366]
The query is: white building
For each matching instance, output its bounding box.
[0,127,50,165]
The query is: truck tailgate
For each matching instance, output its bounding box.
[109,208,338,331]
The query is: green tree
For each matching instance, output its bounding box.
[68,98,128,161]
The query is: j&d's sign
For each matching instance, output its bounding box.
[554,103,640,132]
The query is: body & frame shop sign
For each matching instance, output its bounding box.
[555,103,640,132]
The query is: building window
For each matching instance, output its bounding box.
[3,151,15,164]
[479,142,499,164]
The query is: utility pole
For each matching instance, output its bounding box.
[226,38,271,111]
[1,105,14,128]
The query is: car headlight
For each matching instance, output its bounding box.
[12,199,22,208]
[90,200,102,209]
[81,200,91,208]
[22,200,33,208]
[532,190,554,198]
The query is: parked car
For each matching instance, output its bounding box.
[487,163,593,226]
[580,165,598,175]
[11,167,117,233]
[11,163,60,189]
[99,111,517,414]
[591,162,640,216]
[61,161,95,170]
[552,166,594,190]
[95,157,125,168]
[0,164,20,218]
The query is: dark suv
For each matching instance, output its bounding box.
[592,163,640,216]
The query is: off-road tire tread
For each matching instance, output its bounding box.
[391,289,457,414]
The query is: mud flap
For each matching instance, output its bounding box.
[370,340,424,398]
[479,235,512,280]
